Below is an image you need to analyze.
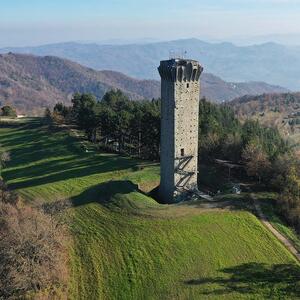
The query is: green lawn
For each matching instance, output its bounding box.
[0,119,299,299]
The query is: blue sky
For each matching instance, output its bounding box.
[1,0,300,46]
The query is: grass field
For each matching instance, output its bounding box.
[0,119,300,299]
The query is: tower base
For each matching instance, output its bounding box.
[159,184,199,204]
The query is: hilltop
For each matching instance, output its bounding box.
[0,119,298,299]
[0,53,287,114]
[1,39,300,89]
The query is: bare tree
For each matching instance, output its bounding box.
[242,141,271,183]
[0,200,69,299]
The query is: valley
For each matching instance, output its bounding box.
[0,53,287,114]
[2,39,300,90]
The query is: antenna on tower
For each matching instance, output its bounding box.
[169,48,187,60]
[169,50,175,59]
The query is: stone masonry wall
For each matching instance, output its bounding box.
[158,59,203,203]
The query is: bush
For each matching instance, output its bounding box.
[242,141,271,183]
[0,180,19,205]
[277,166,300,231]
[0,200,69,299]
[1,106,17,118]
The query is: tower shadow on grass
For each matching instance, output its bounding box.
[71,180,141,207]
[185,262,300,297]
[41,180,149,214]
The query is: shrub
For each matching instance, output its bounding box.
[1,106,17,118]
[0,200,69,299]
[0,180,19,205]
[242,141,271,183]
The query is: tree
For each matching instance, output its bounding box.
[0,200,69,298]
[241,119,287,160]
[242,141,271,183]
[71,93,99,142]
[53,102,71,123]
[43,108,52,125]
[271,153,299,190]
[1,105,17,118]
[102,89,130,108]
[278,166,300,229]
[221,133,242,162]
[140,100,160,159]
[53,102,69,118]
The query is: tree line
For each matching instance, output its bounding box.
[48,90,160,160]
[49,90,289,173]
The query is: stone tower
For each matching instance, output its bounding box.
[158,58,203,203]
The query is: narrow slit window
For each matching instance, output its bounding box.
[181,148,185,156]
[187,83,189,88]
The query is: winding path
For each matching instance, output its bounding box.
[251,193,300,262]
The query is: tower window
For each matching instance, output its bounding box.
[181,148,185,156]
[187,83,189,88]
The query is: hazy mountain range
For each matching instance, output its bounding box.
[1,38,300,90]
[230,33,300,46]
[0,53,288,114]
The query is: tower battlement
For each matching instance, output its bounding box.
[158,59,203,203]
[158,59,203,82]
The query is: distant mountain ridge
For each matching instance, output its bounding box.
[1,38,300,90]
[0,53,159,114]
[0,53,288,114]
[201,73,287,103]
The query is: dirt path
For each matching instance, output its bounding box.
[251,193,300,262]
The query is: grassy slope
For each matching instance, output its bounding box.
[0,119,299,299]
[256,192,300,253]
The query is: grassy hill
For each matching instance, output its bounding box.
[0,119,299,299]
